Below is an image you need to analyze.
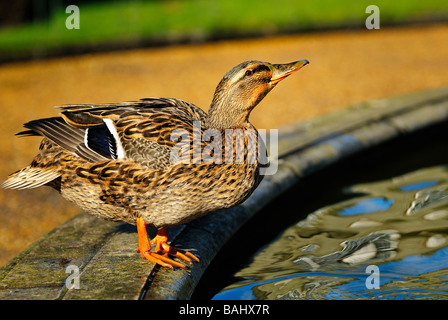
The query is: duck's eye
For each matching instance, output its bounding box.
[245,70,253,77]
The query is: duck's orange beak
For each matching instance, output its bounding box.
[269,60,309,85]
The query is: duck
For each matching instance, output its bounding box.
[2,60,309,269]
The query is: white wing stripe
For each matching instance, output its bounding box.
[103,118,125,159]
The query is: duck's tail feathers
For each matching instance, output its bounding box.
[2,166,61,190]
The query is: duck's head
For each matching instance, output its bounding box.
[207,60,309,129]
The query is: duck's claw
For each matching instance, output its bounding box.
[136,217,200,269]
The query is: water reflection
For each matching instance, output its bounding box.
[213,166,448,300]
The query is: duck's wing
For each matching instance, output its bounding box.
[20,98,207,169]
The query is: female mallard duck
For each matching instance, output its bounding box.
[2,60,308,269]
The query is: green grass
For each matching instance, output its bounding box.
[0,0,447,59]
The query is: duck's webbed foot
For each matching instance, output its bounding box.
[136,217,200,269]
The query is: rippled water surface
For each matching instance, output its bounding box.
[194,124,448,300]
[214,166,448,299]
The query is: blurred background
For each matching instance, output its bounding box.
[1,0,448,267]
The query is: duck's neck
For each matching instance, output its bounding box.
[206,104,249,130]
[206,89,252,130]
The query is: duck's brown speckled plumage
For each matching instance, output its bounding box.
[3,60,308,268]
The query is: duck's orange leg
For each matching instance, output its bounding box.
[136,217,199,269]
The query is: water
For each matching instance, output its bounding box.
[192,122,448,300]
[213,165,448,299]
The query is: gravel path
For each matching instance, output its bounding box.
[1,23,447,266]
